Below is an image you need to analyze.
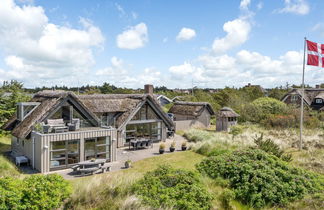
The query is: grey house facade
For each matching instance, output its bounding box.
[3,90,173,173]
[169,101,215,131]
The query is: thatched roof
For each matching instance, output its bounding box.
[169,101,215,116]
[3,90,99,139]
[3,91,174,138]
[217,107,240,118]
[78,94,173,129]
[282,88,324,105]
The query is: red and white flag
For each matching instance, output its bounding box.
[307,40,324,67]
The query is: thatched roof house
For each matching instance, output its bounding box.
[169,101,215,130]
[78,94,173,130]
[169,101,215,117]
[282,88,324,110]
[3,90,99,139]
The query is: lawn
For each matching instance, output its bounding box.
[67,151,205,209]
[0,135,21,177]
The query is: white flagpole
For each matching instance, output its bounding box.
[299,37,307,150]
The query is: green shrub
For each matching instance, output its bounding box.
[253,133,292,162]
[0,177,24,210]
[197,149,324,208]
[219,189,235,210]
[244,97,288,123]
[0,174,71,210]
[133,165,212,210]
[262,114,296,128]
[229,125,243,140]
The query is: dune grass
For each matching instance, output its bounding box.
[0,135,21,177]
[67,151,205,209]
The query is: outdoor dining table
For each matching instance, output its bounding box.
[129,138,152,150]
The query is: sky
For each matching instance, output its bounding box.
[0,0,324,88]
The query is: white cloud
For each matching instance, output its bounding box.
[276,0,310,15]
[116,23,148,49]
[169,62,196,76]
[240,0,251,10]
[0,0,104,86]
[176,27,196,41]
[96,56,127,76]
[212,18,251,54]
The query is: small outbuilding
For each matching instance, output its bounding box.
[216,107,239,132]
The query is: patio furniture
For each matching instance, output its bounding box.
[101,166,111,173]
[129,139,151,150]
[45,119,68,133]
[15,156,29,166]
[79,167,100,175]
[78,159,106,169]
[68,118,80,131]
[71,165,80,172]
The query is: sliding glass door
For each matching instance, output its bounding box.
[125,121,162,144]
[84,137,111,161]
[50,140,80,169]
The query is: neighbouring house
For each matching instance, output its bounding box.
[168,101,215,131]
[216,107,239,132]
[156,95,173,106]
[3,86,174,173]
[281,87,324,110]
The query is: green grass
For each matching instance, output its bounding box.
[67,151,205,209]
[0,135,21,178]
[0,135,11,152]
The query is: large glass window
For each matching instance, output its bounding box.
[50,140,80,168]
[131,104,158,121]
[125,122,162,144]
[84,137,111,160]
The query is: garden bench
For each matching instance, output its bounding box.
[79,167,100,176]
[101,166,111,173]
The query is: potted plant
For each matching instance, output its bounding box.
[159,143,165,154]
[170,141,176,152]
[181,142,187,151]
[125,160,132,168]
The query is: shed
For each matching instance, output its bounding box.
[216,107,239,132]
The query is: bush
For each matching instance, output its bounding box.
[219,189,235,210]
[133,165,212,210]
[244,97,288,123]
[262,114,296,128]
[253,133,292,162]
[0,174,71,210]
[0,177,24,209]
[197,149,324,208]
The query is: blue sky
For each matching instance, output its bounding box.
[0,0,324,88]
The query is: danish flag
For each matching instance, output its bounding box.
[307,40,324,67]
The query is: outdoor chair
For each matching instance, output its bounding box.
[68,118,80,131]
[71,165,80,172]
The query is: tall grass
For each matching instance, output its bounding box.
[66,151,204,209]
[0,135,21,177]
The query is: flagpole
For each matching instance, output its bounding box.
[299,37,307,150]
